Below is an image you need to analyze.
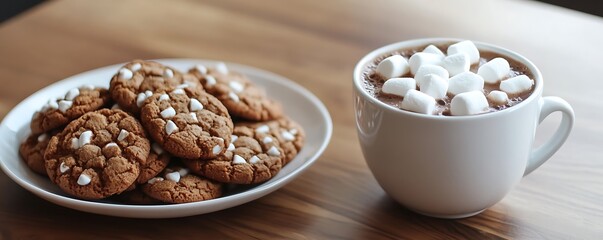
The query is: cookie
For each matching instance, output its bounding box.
[189,63,283,121]
[19,131,59,175]
[141,166,222,203]
[110,187,163,205]
[30,86,111,134]
[237,117,305,164]
[44,109,150,199]
[109,60,183,115]
[136,143,171,184]
[140,87,233,160]
[183,124,285,184]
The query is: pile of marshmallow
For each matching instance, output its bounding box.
[376,40,533,116]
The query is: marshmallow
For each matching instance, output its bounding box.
[420,74,449,100]
[487,90,509,105]
[255,125,270,134]
[500,75,533,95]
[231,135,239,142]
[233,155,247,164]
[281,131,295,141]
[165,120,178,135]
[37,133,48,142]
[415,65,448,87]
[267,146,281,156]
[189,98,203,111]
[376,55,410,79]
[131,63,142,72]
[77,174,92,186]
[176,83,189,89]
[178,168,189,176]
[117,129,129,141]
[442,52,470,76]
[159,94,170,101]
[228,92,239,102]
[212,144,222,155]
[422,45,445,57]
[171,89,185,95]
[148,177,164,184]
[59,162,70,173]
[70,138,78,149]
[450,91,489,116]
[46,98,59,110]
[205,75,217,86]
[189,112,198,121]
[65,88,80,101]
[262,136,273,144]
[81,84,95,90]
[195,64,208,75]
[165,172,180,182]
[160,107,176,119]
[478,58,510,84]
[382,78,416,98]
[118,68,133,80]
[229,81,245,93]
[163,69,174,78]
[249,155,260,164]
[447,72,485,96]
[58,100,73,113]
[104,142,118,149]
[447,40,480,64]
[400,89,436,114]
[409,52,443,75]
[215,62,229,75]
[136,93,147,107]
[227,143,235,151]
[152,143,164,155]
[78,130,93,147]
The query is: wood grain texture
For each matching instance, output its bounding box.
[0,0,602,239]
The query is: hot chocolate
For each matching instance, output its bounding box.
[362,41,535,116]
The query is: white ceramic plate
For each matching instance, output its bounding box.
[0,59,332,218]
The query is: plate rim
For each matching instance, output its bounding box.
[0,58,333,218]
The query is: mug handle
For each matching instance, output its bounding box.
[524,96,575,176]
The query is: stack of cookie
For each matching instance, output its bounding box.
[19,60,305,204]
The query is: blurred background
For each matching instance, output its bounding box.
[3,0,603,23]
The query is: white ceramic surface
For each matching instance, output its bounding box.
[0,59,332,218]
[353,38,574,218]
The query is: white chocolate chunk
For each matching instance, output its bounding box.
[165,172,180,182]
[229,81,245,93]
[65,88,80,101]
[78,130,93,148]
[231,135,238,142]
[59,162,70,173]
[415,65,449,88]
[442,52,470,76]
[148,177,164,184]
[105,142,118,148]
[267,146,280,157]
[212,144,222,155]
[281,131,295,141]
[262,136,273,144]
[178,168,189,176]
[165,120,178,135]
[160,107,176,119]
[232,154,247,164]
[70,138,79,149]
[130,63,142,72]
[136,93,147,107]
[189,112,198,122]
[58,100,73,113]
[447,40,480,64]
[171,89,185,95]
[189,98,203,111]
[37,133,48,142]
[117,129,129,141]
[205,75,217,86]
[227,143,235,151]
[163,69,174,78]
[195,64,208,75]
[152,143,164,155]
[119,68,133,80]
[215,62,229,75]
[228,92,239,102]
[77,174,91,186]
[382,78,416,98]
[478,58,510,84]
[400,89,436,114]
[500,75,533,95]
[419,74,449,100]
[46,98,59,110]
[422,45,445,57]
[409,52,444,75]
[255,125,270,134]
[144,90,153,97]
[376,55,410,79]
[159,94,170,101]
[450,91,489,116]
[249,155,260,164]
[448,72,485,96]
[488,90,509,106]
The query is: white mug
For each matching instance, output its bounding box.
[353,38,575,218]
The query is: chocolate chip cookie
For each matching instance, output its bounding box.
[44,109,150,199]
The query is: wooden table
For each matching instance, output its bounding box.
[1,0,602,238]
